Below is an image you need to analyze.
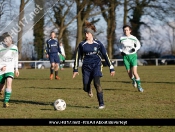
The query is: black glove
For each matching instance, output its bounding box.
[131,48,135,52]
[134,43,136,48]
[121,52,126,56]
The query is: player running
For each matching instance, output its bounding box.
[0,32,19,107]
[118,25,143,92]
[72,21,115,109]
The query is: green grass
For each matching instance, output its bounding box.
[0,66,175,132]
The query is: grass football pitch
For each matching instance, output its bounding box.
[0,65,174,132]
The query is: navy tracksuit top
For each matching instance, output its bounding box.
[46,38,62,54]
[73,39,114,73]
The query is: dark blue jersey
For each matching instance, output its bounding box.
[73,39,114,72]
[45,38,62,54]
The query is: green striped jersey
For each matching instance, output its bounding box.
[0,43,18,75]
[119,35,141,55]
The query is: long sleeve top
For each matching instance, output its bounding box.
[73,39,114,73]
[0,43,18,75]
[119,35,141,55]
[45,38,62,55]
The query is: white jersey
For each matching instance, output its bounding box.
[119,35,141,55]
[58,45,65,56]
[0,43,18,75]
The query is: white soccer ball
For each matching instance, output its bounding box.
[54,99,66,111]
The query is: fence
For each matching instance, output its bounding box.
[18,58,175,69]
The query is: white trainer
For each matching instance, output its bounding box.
[138,87,144,92]
[98,105,105,109]
[132,80,137,88]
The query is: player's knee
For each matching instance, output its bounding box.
[51,65,54,69]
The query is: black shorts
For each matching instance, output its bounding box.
[82,61,102,85]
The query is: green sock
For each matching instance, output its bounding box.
[4,91,12,103]
[131,77,136,82]
[136,79,141,87]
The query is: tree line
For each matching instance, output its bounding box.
[0,0,175,60]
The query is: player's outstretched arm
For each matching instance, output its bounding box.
[72,72,79,78]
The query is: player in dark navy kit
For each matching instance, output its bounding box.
[72,21,115,109]
[45,31,64,80]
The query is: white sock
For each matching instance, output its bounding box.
[6,88,12,93]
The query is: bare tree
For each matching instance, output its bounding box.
[167,22,175,54]
[96,0,120,58]
[0,0,6,21]
[21,38,34,60]
[0,0,17,30]
[75,0,103,48]
[123,0,129,25]
[45,0,77,59]
[51,0,75,59]
[17,0,30,60]
[125,0,173,42]
[33,0,44,60]
[46,0,103,49]
[49,0,76,41]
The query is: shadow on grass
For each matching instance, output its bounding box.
[66,104,91,109]
[5,99,52,106]
[103,88,136,92]
[102,80,131,83]
[143,81,175,84]
[0,99,91,109]
[25,86,134,92]
[102,80,175,84]
[26,85,139,92]
[26,87,82,90]
[40,105,92,111]
[16,78,75,81]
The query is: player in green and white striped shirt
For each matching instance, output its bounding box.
[119,25,143,92]
[0,32,19,107]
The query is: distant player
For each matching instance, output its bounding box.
[118,25,143,92]
[45,31,64,80]
[0,32,19,107]
[72,21,115,109]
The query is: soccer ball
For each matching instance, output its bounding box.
[54,99,66,111]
